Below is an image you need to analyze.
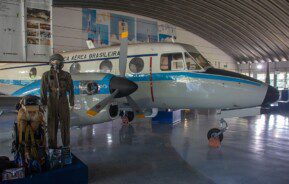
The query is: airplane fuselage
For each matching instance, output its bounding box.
[0,43,278,125]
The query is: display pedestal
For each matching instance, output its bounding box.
[152,110,181,124]
[280,89,289,101]
[2,154,88,184]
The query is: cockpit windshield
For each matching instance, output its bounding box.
[188,52,212,69]
[181,44,212,70]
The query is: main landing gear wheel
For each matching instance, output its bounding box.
[207,128,223,142]
[207,118,228,147]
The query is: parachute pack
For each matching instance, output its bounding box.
[12,95,48,174]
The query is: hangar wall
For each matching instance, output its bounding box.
[238,62,289,89]
[52,7,237,71]
[0,0,52,62]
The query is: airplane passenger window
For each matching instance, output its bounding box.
[129,58,144,73]
[70,62,81,74]
[100,60,112,73]
[185,53,201,70]
[29,67,37,79]
[160,53,184,71]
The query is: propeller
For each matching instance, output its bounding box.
[87,89,119,117]
[119,31,128,77]
[86,32,144,118]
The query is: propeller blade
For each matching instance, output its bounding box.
[119,31,128,77]
[87,89,119,117]
[126,95,145,118]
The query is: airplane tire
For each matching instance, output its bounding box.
[126,111,134,122]
[120,111,135,122]
[207,128,223,142]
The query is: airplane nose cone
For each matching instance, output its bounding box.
[262,85,279,106]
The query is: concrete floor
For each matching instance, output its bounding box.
[1,110,289,183]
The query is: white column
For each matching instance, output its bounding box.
[20,0,27,61]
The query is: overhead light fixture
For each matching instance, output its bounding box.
[237,62,240,65]
[273,58,279,62]
[257,64,263,70]
[281,57,287,62]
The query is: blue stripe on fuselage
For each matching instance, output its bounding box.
[0,79,34,86]
[11,74,114,96]
[127,72,261,86]
[6,72,261,96]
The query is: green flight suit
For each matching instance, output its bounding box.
[40,69,74,148]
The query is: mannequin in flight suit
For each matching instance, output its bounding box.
[40,54,74,148]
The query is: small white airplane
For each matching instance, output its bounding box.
[0,32,279,142]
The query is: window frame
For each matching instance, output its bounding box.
[160,52,185,71]
[184,52,208,71]
[99,60,113,73]
[70,62,81,74]
[129,57,145,74]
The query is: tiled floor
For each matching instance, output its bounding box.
[1,110,289,183]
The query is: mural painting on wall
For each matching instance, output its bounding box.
[110,13,135,45]
[27,8,51,45]
[136,18,158,43]
[82,8,109,47]
[158,23,176,42]
[96,10,110,25]
[82,8,96,32]
[89,24,109,46]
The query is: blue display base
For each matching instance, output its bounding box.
[152,110,181,124]
[270,101,289,114]
[2,154,88,184]
[280,89,289,101]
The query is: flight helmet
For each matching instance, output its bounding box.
[49,53,64,70]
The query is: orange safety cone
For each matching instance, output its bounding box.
[208,137,221,148]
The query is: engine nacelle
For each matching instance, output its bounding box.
[71,103,119,127]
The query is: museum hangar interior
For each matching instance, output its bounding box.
[1,0,289,183]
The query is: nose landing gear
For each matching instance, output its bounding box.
[207,118,228,147]
[120,111,135,124]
